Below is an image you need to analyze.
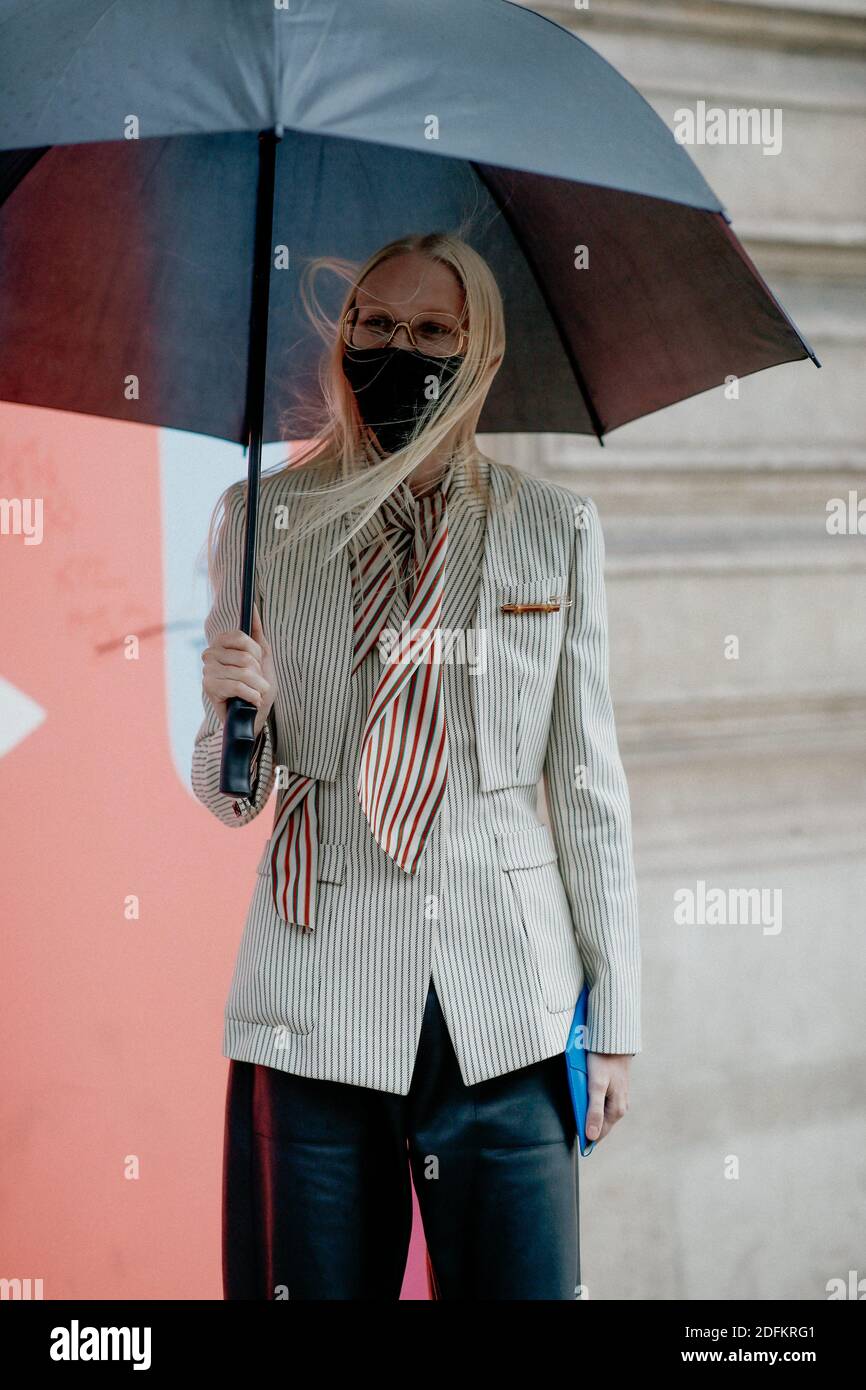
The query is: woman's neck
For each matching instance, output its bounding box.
[407,433,463,494]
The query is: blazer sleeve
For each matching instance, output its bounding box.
[541,495,641,1054]
[190,482,277,827]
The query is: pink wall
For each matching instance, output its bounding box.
[0,406,429,1299]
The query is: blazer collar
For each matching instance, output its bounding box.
[347,454,487,550]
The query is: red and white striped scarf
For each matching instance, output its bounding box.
[268,466,452,930]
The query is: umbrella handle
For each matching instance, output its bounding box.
[220,697,259,796]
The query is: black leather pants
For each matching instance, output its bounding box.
[222,980,580,1300]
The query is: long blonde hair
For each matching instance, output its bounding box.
[208,231,513,593]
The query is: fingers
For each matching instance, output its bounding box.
[201,616,274,725]
[209,663,269,696]
[586,1069,630,1144]
[586,1078,607,1143]
[203,634,270,679]
[207,629,263,662]
[206,644,258,672]
[601,1084,628,1142]
[207,674,266,708]
[203,605,270,672]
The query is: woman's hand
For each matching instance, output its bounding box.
[201,603,276,737]
[585,1053,632,1145]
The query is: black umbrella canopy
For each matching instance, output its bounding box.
[0,0,817,443]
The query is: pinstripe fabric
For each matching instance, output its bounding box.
[265,466,453,927]
[267,771,317,929]
[191,455,641,1095]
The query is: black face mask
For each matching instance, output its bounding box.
[342,345,464,455]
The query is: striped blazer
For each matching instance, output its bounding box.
[191,455,641,1095]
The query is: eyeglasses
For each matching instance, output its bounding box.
[342,306,467,358]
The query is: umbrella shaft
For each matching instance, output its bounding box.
[240,127,281,632]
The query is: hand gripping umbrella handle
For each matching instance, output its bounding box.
[218,126,281,797]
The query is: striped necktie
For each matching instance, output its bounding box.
[267,465,452,930]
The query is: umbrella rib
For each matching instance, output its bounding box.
[471,162,606,446]
[708,212,822,370]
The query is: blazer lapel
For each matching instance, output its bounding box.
[468,459,569,791]
[441,455,488,640]
[470,459,521,790]
[283,508,354,780]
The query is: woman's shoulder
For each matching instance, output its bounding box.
[260,457,332,507]
[213,460,319,518]
[257,457,338,554]
[488,457,594,532]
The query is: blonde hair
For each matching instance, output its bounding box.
[207,231,515,596]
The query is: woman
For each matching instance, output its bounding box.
[192,232,641,1301]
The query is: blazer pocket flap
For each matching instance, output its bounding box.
[496,576,566,610]
[495,824,558,872]
[317,843,346,885]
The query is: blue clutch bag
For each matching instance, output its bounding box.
[565,983,595,1156]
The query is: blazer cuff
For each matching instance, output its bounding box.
[231,718,274,821]
[585,972,642,1055]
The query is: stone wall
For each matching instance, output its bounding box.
[506,0,866,1300]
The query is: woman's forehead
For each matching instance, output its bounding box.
[356,253,464,313]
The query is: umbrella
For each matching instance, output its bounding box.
[0,0,819,795]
